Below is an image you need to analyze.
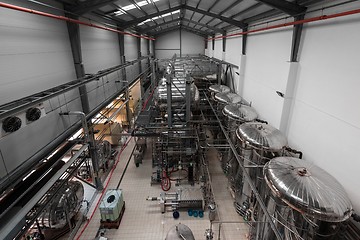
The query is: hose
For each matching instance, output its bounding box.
[161,170,171,191]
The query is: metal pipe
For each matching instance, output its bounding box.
[207,8,360,41]
[59,111,90,143]
[60,111,103,189]
[104,99,129,124]
[0,2,154,40]
[0,141,76,218]
[204,92,283,240]
[0,67,148,193]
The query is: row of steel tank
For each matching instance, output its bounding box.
[208,84,353,240]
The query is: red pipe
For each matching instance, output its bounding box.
[208,8,360,41]
[0,2,155,41]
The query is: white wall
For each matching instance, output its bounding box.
[225,37,243,93]
[180,30,205,56]
[287,1,360,212]
[0,0,80,180]
[124,34,140,81]
[154,29,205,59]
[214,38,223,59]
[242,25,293,128]
[155,30,181,59]
[206,38,213,57]
[124,34,138,61]
[0,0,76,105]
[0,1,144,185]
[219,1,360,214]
[225,37,242,65]
[80,22,122,110]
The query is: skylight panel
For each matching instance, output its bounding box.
[115,0,161,16]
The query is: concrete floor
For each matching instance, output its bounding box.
[73,137,250,240]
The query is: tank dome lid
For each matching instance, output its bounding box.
[264,157,353,222]
[214,92,242,104]
[223,104,258,122]
[236,122,287,150]
[209,84,231,94]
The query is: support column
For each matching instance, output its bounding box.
[137,37,143,73]
[179,28,182,57]
[151,58,156,90]
[222,32,226,61]
[166,74,172,127]
[118,32,131,127]
[279,63,299,135]
[147,39,151,65]
[66,15,102,190]
[290,15,304,62]
[66,14,90,114]
[238,55,247,96]
[212,34,215,58]
[279,15,304,135]
[185,73,191,125]
[152,40,156,58]
[242,25,248,55]
[217,63,222,85]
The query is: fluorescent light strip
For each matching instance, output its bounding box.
[115,0,160,16]
[138,10,180,25]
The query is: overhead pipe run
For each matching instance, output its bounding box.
[207,8,360,41]
[0,2,155,41]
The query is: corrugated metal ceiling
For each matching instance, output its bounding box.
[57,0,326,38]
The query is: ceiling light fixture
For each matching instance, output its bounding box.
[115,0,160,16]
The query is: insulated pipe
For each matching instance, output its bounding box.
[59,111,103,189]
[104,99,129,124]
[60,111,90,143]
[0,141,76,218]
[0,2,155,40]
[207,8,360,41]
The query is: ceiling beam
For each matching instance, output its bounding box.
[254,0,306,16]
[183,5,247,29]
[229,2,263,19]
[153,25,208,38]
[139,18,181,33]
[187,0,202,26]
[122,5,182,28]
[71,0,117,15]
[183,19,224,34]
[203,0,244,26]
[243,9,280,23]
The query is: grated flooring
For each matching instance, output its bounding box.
[74,137,249,240]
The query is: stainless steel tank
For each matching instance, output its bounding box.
[154,78,200,110]
[38,181,84,229]
[235,122,287,218]
[209,84,231,96]
[263,157,353,240]
[222,104,258,192]
[214,92,242,114]
[165,223,195,240]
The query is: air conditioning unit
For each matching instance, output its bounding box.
[0,103,46,138]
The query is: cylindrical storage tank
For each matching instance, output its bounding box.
[263,157,353,240]
[235,122,287,217]
[38,181,84,229]
[154,79,200,110]
[208,84,231,100]
[222,104,258,188]
[214,92,242,114]
[193,74,218,89]
[165,223,195,240]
